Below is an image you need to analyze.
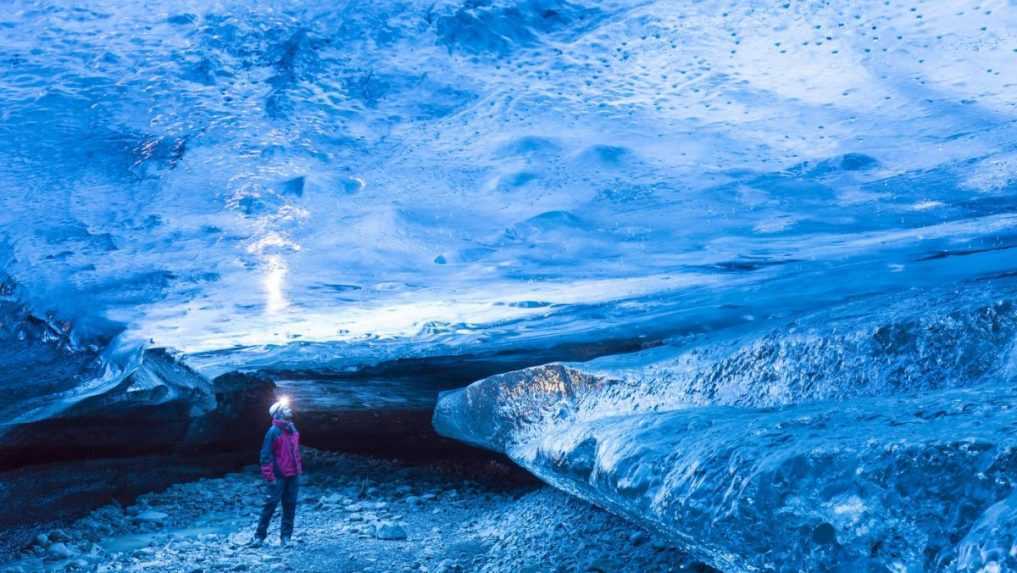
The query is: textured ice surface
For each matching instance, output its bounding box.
[436,283,1017,449]
[3,1,1017,567]
[1,0,1015,370]
[434,282,1017,571]
[523,386,1017,572]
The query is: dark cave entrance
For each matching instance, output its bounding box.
[0,333,661,548]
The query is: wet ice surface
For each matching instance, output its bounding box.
[1,449,707,573]
[2,0,1017,462]
[273,377,432,410]
[1,0,1015,371]
[434,280,1017,571]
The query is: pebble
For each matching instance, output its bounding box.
[376,522,408,540]
[134,510,169,523]
[628,531,648,546]
[6,449,703,573]
[47,542,75,559]
[585,555,616,572]
[435,559,462,573]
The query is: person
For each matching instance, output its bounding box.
[251,397,303,547]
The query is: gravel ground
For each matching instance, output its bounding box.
[2,449,714,573]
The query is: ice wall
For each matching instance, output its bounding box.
[434,283,1017,571]
[520,385,1017,572]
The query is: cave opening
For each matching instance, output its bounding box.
[1,339,706,573]
[0,339,657,563]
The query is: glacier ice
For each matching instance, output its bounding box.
[2,0,1016,366]
[1,0,1017,568]
[434,284,1017,571]
[0,274,271,467]
[518,386,1017,572]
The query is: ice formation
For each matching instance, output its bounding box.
[3,0,1015,367]
[434,283,1017,570]
[1,0,1016,570]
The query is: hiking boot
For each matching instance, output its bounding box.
[280,536,290,547]
[248,536,265,548]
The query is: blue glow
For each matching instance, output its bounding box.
[1,1,1016,570]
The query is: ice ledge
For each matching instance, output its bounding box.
[436,365,1017,571]
[514,384,1017,571]
[433,290,1017,570]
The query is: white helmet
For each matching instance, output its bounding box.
[269,396,292,419]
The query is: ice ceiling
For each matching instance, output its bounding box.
[1,0,1016,373]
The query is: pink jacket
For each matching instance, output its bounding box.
[259,419,303,481]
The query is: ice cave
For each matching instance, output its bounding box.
[2,1,1017,571]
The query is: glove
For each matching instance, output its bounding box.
[260,464,275,482]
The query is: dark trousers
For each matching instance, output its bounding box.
[256,475,299,540]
